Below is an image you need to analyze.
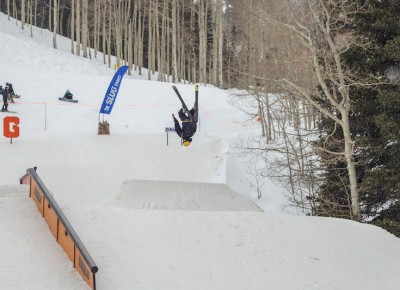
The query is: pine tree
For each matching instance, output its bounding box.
[349,0,400,235]
[316,0,400,234]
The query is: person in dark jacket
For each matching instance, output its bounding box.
[172,95,199,147]
[5,82,14,103]
[1,86,8,111]
[6,82,15,95]
[63,90,73,100]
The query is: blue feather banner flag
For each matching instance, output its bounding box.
[99,65,129,114]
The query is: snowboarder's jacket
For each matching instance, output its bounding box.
[64,91,73,99]
[6,83,15,95]
[0,88,6,102]
[173,108,197,142]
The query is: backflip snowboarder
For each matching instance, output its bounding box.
[172,85,199,147]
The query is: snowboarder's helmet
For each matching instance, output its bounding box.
[183,140,191,147]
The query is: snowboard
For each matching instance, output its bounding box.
[59,97,78,103]
[0,110,17,113]
[172,85,193,121]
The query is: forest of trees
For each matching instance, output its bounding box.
[1,0,400,236]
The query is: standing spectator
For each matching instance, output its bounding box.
[5,82,14,103]
[1,85,8,111]
[6,83,15,95]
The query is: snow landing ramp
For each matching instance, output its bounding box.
[107,180,262,212]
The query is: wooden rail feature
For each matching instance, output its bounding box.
[21,168,98,289]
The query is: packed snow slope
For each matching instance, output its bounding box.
[1,13,400,290]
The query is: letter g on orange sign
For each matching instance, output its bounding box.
[3,116,20,138]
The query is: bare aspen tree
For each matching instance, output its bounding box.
[21,0,25,29]
[81,0,88,58]
[52,0,57,48]
[233,0,364,220]
[155,0,162,81]
[137,0,144,75]
[123,0,131,68]
[171,0,178,82]
[7,0,10,20]
[217,0,223,87]
[28,0,33,37]
[277,1,362,220]
[198,0,207,84]
[75,0,81,56]
[113,1,119,66]
[71,0,75,54]
[151,1,156,78]
[159,0,168,81]
[190,0,196,84]
[148,0,153,80]
[166,11,170,80]
[211,1,217,85]
[34,0,38,27]
[59,0,64,36]
[128,19,133,74]
[133,0,138,71]
[93,0,98,57]
[107,0,112,67]
[228,0,320,213]
[48,0,51,31]
[102,0,106,65]
[180,0,186,83]
[13,0,17,24]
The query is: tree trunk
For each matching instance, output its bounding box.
[70,0,75,54]
[75,0,81,56]
[217,0,223,88]
[52,0,57,48]
[172,0,178,82]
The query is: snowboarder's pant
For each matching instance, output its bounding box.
[178,100,198,123]
[2,103,8,111]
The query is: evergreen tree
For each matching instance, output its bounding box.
[350,0,400,235]
[316,0,400,235]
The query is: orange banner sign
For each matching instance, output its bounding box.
[3,116,20,138]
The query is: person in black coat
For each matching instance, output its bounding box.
[63,90,73,100]
[6,82,15,95]
[1,86,8,111]
[5,83,15,103]
[172,97,199,147]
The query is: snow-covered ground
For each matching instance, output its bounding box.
[1,13,400,290]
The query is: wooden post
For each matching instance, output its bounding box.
[98,121,110,135]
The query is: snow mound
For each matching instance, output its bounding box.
[107,180,262,211]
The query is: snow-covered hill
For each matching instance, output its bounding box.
[1,12,400,290]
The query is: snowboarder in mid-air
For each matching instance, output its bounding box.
[63,90,73,100]
[172,85,199,147]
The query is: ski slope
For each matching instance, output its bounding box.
[1,12,400,290]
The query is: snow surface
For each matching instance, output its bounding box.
[1,13,400,290]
